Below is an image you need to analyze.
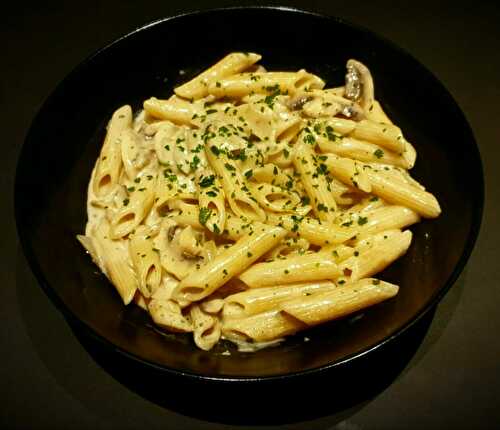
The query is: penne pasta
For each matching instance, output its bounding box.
[293,140,337,223]
[364,167,441,218]
[339,230,412,281]
[239,249,341,288]
[281,278,398,326]
[172,224,287,302]
[175,52,261,100]
[79,53,441,351]
[93,105,132,197]
[222,309,306,343]
[223,281,336,319]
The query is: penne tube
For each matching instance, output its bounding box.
[266,213,358,246]
[339,230,412,281]
[223,281,336,319]
[350,229,402,253]
[175,52,261,100]
[222,309,306,343]
[281,278,398,326]
[196,168,226,234]
[402,139,417,168]
[200,298,225,314]
[207,70,322,99]
[129,227,162,298]
[354,205,420,239]
[143,96,201,126]
[344,195,386,214]
[322,154,372,193]
[322,117,357,135]
[189,304,221,351]
[365,100,393,124]
[329,177,358,205]
[350,120,406,154]
[90,222,138,305]
[293,141,337,223]
[93,105,132,197]
[364,168,441,218]
[205,143,265,222]
[148,297,193,333]
[319,136,409,168]
[239,250,341,288]
[170,204,248,242]
[248,182,301,213]
[172,224,287,302]
[109,174,157,239]
[119,128,142,180]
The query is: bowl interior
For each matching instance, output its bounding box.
[15,8,482,378]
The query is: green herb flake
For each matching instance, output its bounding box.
[357,216,368,226]
[317,203,328,212]
[303,134,316,145]
[199,207,212,225]
[373,149,384,159]
[199,175,215,188]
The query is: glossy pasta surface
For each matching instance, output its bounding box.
[78,53,441,352]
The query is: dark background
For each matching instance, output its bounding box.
[3,1,499,429]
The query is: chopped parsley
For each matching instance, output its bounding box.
[199,175,215,188]
[303,134,316,145]
[357,216,368,226]
[190,155,201,171]
[373,148,384,159]
[199,207,212,225]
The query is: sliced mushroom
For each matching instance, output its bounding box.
[287,94,313,110]
[345,59,375,111]
[154,219,203,280]
[294,91,364,120]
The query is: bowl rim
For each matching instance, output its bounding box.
[15,5,485,382]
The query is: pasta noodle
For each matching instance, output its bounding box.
[78,53,441,352]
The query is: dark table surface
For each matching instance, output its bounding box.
[3,1,499,429]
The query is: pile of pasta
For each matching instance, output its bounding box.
[78,52,441,352]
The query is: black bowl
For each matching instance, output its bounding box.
[15,7,483,382]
